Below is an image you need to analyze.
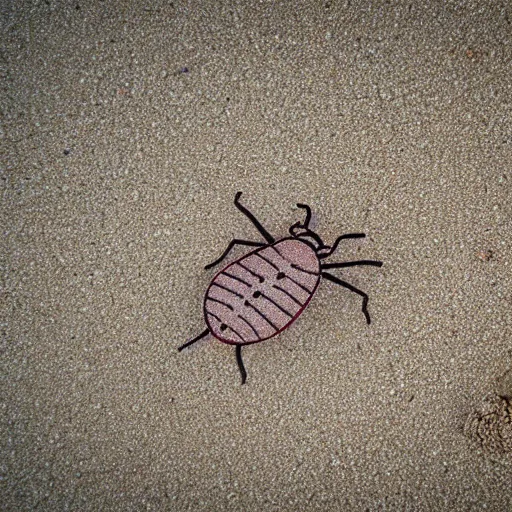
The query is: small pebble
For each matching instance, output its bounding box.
[476,250,493,262]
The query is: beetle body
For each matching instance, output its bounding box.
[178,192,383,384]
[205,238,321,345]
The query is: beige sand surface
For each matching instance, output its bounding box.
[2,0,512,510]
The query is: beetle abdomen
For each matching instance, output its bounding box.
[204,239,321,344]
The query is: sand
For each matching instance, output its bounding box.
[2,0,512,510]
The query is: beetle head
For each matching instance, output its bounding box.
[289,203,329,253]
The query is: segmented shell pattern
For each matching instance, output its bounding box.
[204,239,321,344]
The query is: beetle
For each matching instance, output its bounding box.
[178,192,383,384]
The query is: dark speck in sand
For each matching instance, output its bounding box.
[180,67,189,73]
[63,148,71,155]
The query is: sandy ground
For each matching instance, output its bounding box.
[2,0,512,510]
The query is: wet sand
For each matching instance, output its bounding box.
[2,1,512,510]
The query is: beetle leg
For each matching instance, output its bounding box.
[234,192,275,244]
[321,271,373,325]
[321,260,383,270]
[235,345,247,385]
[318,233,366,259]
[178,328,210,351]
[205,239,266,270]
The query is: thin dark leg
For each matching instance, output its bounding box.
[322,260,383,270]
[178,328,210,351]
[322,272,372,324]
[235,192,275,244]
[235,345,247,384]
[205,239,265,270]
[318,233,366,259]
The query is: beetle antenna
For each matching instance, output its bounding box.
[288,220,301,237]
[296,203,312,229]
[289,203,327,249]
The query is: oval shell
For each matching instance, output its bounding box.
[203,238,321,344]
